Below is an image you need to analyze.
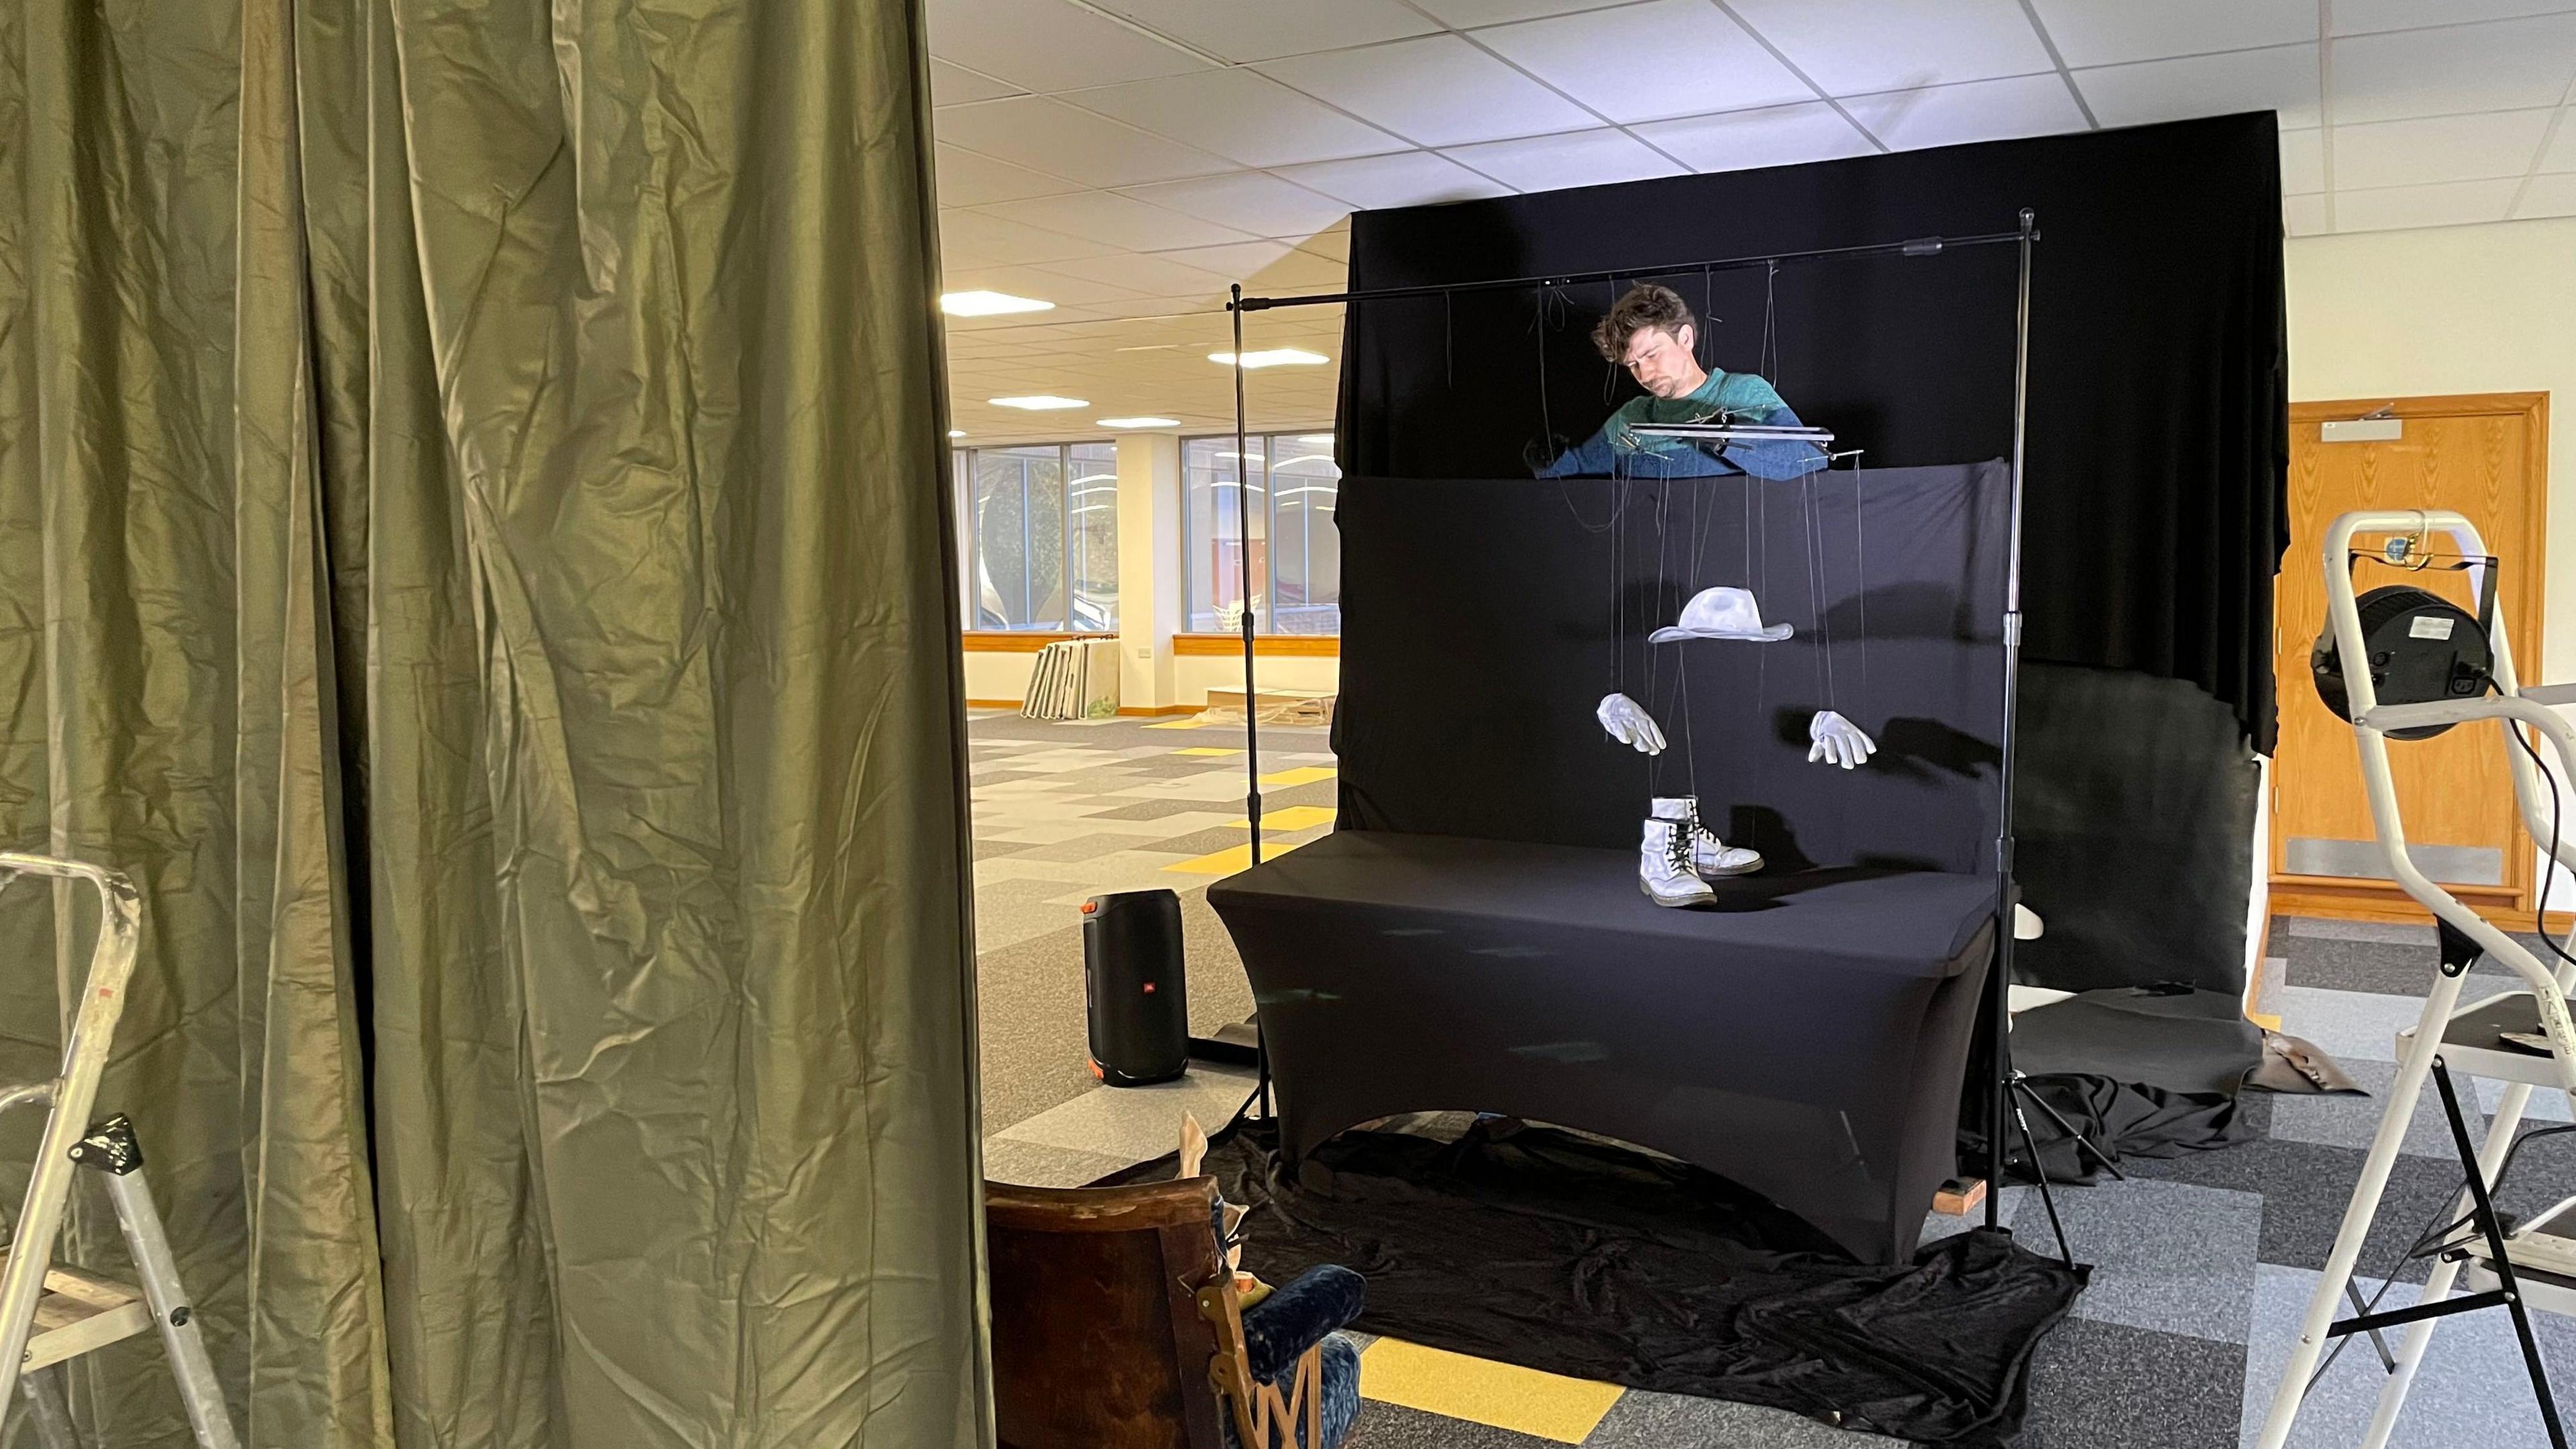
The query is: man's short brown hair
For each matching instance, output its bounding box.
[1591,283,1694,362]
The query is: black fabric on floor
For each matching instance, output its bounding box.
[1116,1118,2084,1448]
[1976,988,2268,1184]
[2011,987,2263,1096]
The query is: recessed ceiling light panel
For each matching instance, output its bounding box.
[989,394,1089,411]
[1210,349,1330,369]
[1097,416,1181,429]
[941,290,1054,317]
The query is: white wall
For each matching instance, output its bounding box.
[1116,433,1185,710]
[1174,651,1342,706]
[963,650,1038,706]
[2285,215,2576,904]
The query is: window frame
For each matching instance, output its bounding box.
[1182,429,1340,636]
[954,440,1120,633]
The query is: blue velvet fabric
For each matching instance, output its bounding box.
[1224,1265,1366,1448]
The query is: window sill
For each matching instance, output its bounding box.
[962,630,1115,652]
[1172,633,1340,657]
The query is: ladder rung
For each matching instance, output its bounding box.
[0,1254,155,1371]
[2394,991,2576,1091]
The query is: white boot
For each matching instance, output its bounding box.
[1650,796,1763,878]
[1639,818,1715,908]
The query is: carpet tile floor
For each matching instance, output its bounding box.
[969,712,2576,1446]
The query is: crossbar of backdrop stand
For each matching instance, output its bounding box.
[1228,230,2029,314]
[1222,215,2039,1175]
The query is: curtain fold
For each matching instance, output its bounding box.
[0,0,987,1443]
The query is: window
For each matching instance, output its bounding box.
[957,442,1119,631]
[1183,432,1340,634]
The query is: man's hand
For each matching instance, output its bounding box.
[1598,693,1666,755]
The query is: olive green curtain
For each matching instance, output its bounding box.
[0,0,987,1444]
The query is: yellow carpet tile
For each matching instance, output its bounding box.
[1358,1339,1625,1444]
[1224,806,1338,830]
[1161,838,1309,875]
[1258,765,1338,787]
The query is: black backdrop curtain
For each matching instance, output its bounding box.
[1331,111,2289,755]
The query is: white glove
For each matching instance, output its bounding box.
[1807,710,1876,769]
[1597,693,1666,755]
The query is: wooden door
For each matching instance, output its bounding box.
[2271,393,2549,922]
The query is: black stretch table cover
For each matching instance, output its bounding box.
[1211,831,1995,1264]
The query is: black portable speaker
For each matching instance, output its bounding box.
[1083,889,1189,1087]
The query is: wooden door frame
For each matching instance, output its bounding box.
[2269,390,2551,924]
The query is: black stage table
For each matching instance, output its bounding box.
[1211,830,1996,1265]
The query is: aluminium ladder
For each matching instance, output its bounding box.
[2255,509,2576,1449]
[0,853,237,1448]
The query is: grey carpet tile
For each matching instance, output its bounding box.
[1181,888,1256,1036]
[1582,1389,1904,1446]
[2241,1263,2576,1448]
[2051,1177,2262,1345]
[1348,1403,1561,1448]
[2269,1057,2485,1159]
[972,837,1040,861]
[2123,1136,2467,1285]
[2281,935,2518,995]
[2282,917,2438,947]
[2017,1317,2244,1449]
[980,1137,1132,1189]
[2274,985,2433,1065]
[996,1067,1260,1167]
[1085,796,1260,822]
[1000,833,1187,865]
[974,918,1098,1136]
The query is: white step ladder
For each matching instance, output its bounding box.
[2256,510,2576,1449]
[0,854,238,1448]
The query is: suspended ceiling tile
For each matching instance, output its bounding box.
[2515,172,2576,217]
[1472,0,1813,125]
[2027,0,2317,68]
[1412,0,1640,23]
[1632,100,1878,172]
[1723,0,2057,96]
[2072,45,2321,131]
[935,145,1081,207]
[979,191,1256,252]
[1841,74,2090,152]
[2279,128,2326,194]
[2332,109,2555,191]
[2284,193,2333,235]
[1145,237,1299,278]
[931,59,1026,107]
[1036,250,1236,298]
[1274,150,1517,208]
[1090,0,1443,63]
[934,97,1236,188]
[1440,127,1689,191]
[941,263,1149,309]
[1296,221,1354,260]
[2331,0,2576,37]
[926,0,1208,91]
[1256,36,1597,147]
[1120,174,1354,240]
[2542,111,2576,170]
[2330,177,2521,231]
[2328,13,2576,125]
[1065,70,1407,169]
[939,207,1122,266]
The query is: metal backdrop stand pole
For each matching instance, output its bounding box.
[1230,284,1275,1122]
[1988,207,2036,1232]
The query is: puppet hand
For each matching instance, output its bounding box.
[1597,693,1666,755]
[1807,710,1876,769]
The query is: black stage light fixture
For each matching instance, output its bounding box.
[2311,584,2493,740]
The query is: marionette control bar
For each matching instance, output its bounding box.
[1625,423,1835,445]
